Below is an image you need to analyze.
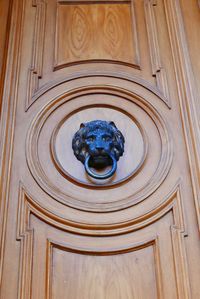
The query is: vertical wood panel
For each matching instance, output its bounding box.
[180,0,200,117]
[0,0,12,117]
[144,0,169,102]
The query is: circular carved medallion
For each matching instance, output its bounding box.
[26,86,172,212]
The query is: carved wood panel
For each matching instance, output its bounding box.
[55,1,139,68]
[0,0,200,298]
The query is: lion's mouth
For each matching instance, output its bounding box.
[89,154,112,169]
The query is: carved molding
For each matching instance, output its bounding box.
[0,0,197,295]
[130,0,140,66]
[17,188,33,299]
[16,182,190,298]
[58,0,131,2]
[0,0,25,288]
[26,84,173,212]
[163,0,200,231]
[17,182,184,235]
[144,0,170,106]
[29,70,170,109]
[26,0,46,108]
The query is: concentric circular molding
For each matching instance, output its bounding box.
[26,85,173,212]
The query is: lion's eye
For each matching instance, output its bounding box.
[102,136,111,141]
[87,136,95,142]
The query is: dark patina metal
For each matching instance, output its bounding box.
[72,120,125,180]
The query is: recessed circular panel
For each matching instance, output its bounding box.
[26,86,172,212]
[51,107,146,186]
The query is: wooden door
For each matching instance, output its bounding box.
[0,0,200,298]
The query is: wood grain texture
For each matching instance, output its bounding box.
[0,0,11,79]
[26,84,173,211]
[0,0,12,117]
[0,0,200,298]
[163,0,200,231]
[180,0,200,120]
[15,184,190,299]
[50,244,157,299]
[0,0,25,290]
[55,3,137,67]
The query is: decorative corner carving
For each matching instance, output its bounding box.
[144,0,170,107]
[26,0,46,109]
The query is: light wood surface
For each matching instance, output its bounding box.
[0,0,12,116]
[0,0,200,298]
[55,2,137,67]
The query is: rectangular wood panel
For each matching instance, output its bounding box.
[50,245,158,299]
[55,2,138,67]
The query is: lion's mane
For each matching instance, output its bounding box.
[72,120,125,164]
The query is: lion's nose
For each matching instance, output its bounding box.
[96,145,104,150]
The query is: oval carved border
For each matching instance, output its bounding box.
[26,85,173,212]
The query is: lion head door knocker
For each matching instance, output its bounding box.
[72,120,125,180]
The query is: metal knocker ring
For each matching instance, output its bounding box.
[84,154,117,180]
[72,120,125,182]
